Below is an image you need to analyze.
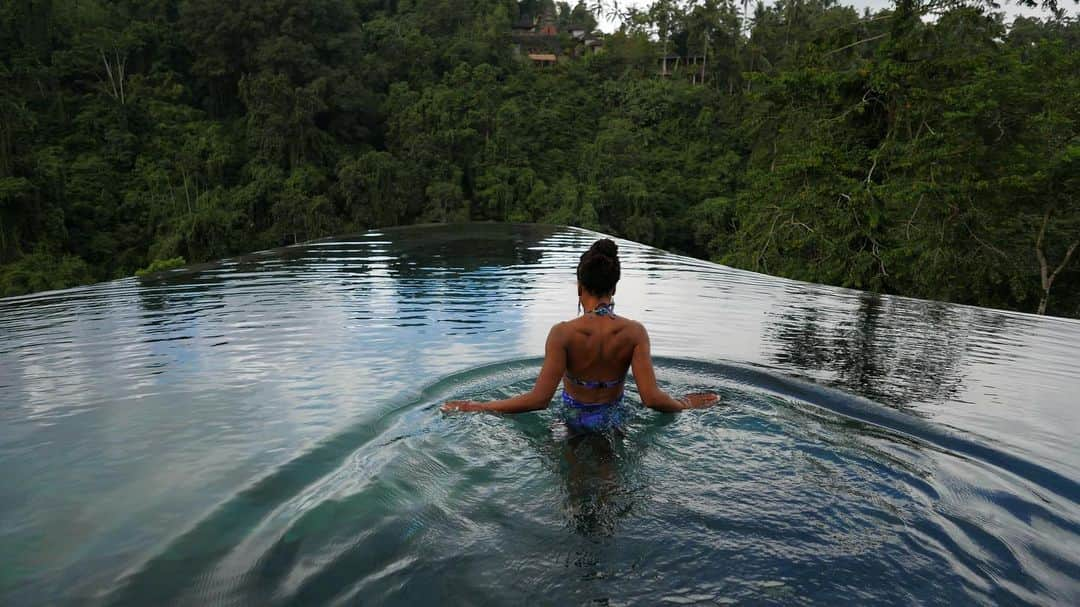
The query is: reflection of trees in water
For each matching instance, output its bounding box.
[369,224,561,337]
[126,224,581,437]
[377,223,555,278]
[765,289,1009,410]
[134,223,561,334]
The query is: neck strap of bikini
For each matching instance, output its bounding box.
[585,301,615,317]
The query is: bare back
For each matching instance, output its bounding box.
[440,307,716,414]
[560,314,641,403]
[441,236,719,414]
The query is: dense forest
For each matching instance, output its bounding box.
[1,0,1078,316]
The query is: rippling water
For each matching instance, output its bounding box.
[1,223,1078,605]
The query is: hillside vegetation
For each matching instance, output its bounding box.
[1,0,1077,315]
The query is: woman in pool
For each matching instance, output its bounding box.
[442,238,718,432]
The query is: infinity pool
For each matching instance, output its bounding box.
[1,224,1077,605]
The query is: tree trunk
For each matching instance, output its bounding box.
[1035,209,1079,315]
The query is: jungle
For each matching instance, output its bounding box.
[1,0,1077,316]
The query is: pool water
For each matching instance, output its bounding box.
[1,224,1077,605]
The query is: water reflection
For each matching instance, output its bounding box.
[766,290,970,410]
[1,223,1079,606]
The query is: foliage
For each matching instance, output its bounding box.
[135,256,187,277]
[0,0,1077,316]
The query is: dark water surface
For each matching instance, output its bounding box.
[1,224,1077,606]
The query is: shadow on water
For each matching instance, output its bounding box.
[103,357,1079,606]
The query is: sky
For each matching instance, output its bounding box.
[593,0,1078,32]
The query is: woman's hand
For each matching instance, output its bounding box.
[441,400,484,413]
[679,392,720,409]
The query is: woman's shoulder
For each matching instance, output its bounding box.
[619,316,647,336]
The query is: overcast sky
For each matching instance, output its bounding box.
[594,0,1078,32]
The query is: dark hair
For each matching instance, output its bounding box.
[577,239,620,296]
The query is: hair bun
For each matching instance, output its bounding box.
[578,238,621,296]
[590,238,618,259]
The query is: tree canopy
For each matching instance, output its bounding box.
[1,0,1077,316]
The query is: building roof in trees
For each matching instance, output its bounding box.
[511,33,562,53]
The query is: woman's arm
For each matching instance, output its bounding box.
[441,324,567,414]
[630,324,718,412]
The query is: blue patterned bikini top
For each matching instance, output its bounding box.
[564,373,625,389]
[586,301,615,317]
[564,301,624,390]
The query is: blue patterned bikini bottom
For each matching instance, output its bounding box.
[561,390,627,433]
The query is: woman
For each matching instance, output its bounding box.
[441,238,718,431]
